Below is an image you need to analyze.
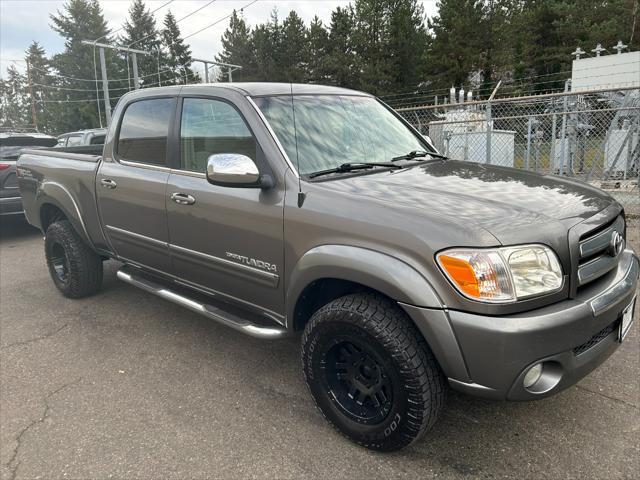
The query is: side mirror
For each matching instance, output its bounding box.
[206,154,272,189]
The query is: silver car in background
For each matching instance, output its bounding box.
[55,128,107,148]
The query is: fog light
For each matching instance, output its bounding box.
[523,363,543,389]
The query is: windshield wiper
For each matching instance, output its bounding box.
[308,162,402,179]
[391,150,448,162]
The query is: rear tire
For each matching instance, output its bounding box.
[44,220,103,298]
[301,293,446,451]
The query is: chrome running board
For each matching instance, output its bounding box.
[117,266,288,339]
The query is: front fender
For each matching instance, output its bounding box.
[286,245,443,320]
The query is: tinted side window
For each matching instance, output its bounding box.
[117,98,173,165]
[180,98,256,172]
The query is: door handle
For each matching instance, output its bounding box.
[100,179,117,189]
[170,192,196,205]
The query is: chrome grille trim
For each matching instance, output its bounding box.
[579,216,625,258]
[576,215,625,288]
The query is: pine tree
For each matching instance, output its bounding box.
[161,11,198,85]
[424,0,486,93]
[306,16,330,83]
[50,0,112,131]
[385,0,429,93]
[252,9,283,81]
[0,66,30,129]
[279,11,308,82]
[353,0,390,94]
[120,0,162,88]
[25,42,56,133]
[325,6,359,88]
[216,10,256,81]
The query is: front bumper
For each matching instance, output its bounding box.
[0,196,23,216]
[402,249,639,401]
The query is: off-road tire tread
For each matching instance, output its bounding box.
[301,293,446,451]
[45,220,103,298]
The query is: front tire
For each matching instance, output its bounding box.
[44,220,103,298]
[301,293,446,451]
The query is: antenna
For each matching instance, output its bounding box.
[289,83,305,207]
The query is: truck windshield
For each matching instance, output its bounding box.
[253,95,428,176]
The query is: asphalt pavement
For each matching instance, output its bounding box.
[1,216,638,479]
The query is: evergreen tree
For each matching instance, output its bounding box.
[161,11,198,85]
[0,66,30,129]
[120,0,162,88]
[353,0,390,94]
[216,10,256,81]
[252,9,282,81]
[50,0,112,131]
[424,0,486,93]
[306,16,330,83]
[25,42,57,133]
[325,6,359,88]
[385,0,429,93]
[279,11,308,82]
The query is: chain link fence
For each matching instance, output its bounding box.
[396,86,640,215]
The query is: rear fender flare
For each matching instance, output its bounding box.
[38,181,94,248]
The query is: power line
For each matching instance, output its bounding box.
[127,0,217,49]
[180,0,258,44]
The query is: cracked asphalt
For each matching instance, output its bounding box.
[1,216,638,480]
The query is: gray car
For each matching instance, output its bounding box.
[17,83,639,451]
[1,132,57,217]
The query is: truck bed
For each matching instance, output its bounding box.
[17,148,108,249]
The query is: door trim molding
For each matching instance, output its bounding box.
[169,243,280,288]
[105,224,168,247]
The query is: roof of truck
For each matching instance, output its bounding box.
[181,82,370,97]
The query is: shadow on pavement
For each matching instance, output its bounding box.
[0,215,40,242]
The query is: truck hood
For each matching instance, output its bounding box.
[318,160,616,242]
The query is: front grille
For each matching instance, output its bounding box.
[576,215,625,288]
[573,320,618,356]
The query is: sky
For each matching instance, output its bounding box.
[0,0,439,79]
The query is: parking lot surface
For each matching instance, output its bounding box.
[1,216,638,480]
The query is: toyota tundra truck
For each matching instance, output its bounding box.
[16,83,638,451]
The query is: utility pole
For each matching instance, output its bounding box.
[98,47,111,124]
[82,40,152,125]
[26,60,38,131]
[192,58,242,83]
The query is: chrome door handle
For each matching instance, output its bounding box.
[100,179,117,189]
[170,192,196,205]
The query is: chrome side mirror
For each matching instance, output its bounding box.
[206,154,271,188]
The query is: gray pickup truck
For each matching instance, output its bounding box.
[17,83,638,451]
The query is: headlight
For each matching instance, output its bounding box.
[436,245,563,303]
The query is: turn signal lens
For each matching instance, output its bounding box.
[437,250,514,302]
[436,245,563,303]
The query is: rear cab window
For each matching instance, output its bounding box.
[117,98,174,166]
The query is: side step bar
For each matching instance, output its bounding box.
[117,267,288,339]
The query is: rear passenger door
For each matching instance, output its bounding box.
[97,97,176,273]
[165,96,285,318]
